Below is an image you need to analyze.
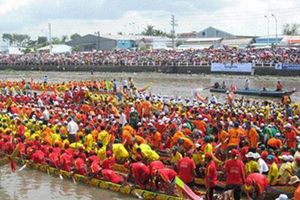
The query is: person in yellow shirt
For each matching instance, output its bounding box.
[278,155,293,184]
[96,141,106,161]
[112,143,129,163]
[203,136,213,154]
[267,155,278,185]
[139,143,160,162]
[170,146,183,167]
[98,129,111,147]
[245,152,260,175]
[84,129,94,152]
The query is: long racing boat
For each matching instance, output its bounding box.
[210,88,296,98]
[15,158,181,200]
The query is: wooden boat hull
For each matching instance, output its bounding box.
[16,159,181,200]
[210,88,295,98]
[113,163,295,198]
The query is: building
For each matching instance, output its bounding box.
[38,44,72,53]
[178,37,222,50]
[279,36,300,47]
[66,34,117,51]
[251,37,283,48]
[221,38,254,48]
[66,34,171,51]
[197,26,236,39]
[177,31,198,39]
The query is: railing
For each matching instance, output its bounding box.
[0,62,289,68]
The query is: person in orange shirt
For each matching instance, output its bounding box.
[216,123,229,156]
[182,123,192,136]
[151,127,162,150]
[227,121,241,151]
[267,133,283,149]
[170,129,184,147]
[246,121,259,151]
[142,97,152,117]
[285,123,296,149]
[193,115,207,133]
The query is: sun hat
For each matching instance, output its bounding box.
[245,152,254,158]
[275,194,288,200]
[288,176,300,185]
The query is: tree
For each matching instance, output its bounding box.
[37,36,48,45]
[141,25,171,37]
[283,23,300,35]
[70,33,81,40]
[51,37,62,44]
[2,33,30,46]
[2,33,13,45]
[61,35,68,43]
[142,25,155,36]
[72,45,80,52]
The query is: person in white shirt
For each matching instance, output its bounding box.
[254,153,269,174]
[42,107,50,123]
[119,111,127,127]
[67,117,79,143]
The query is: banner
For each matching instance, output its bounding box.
[211,63,252,72]
[275,63,300,70]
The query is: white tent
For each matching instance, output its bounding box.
[38,44,72,53]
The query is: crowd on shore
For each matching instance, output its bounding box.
[0,78,300,200]
[0,47,299,66]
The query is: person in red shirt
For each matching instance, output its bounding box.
[149,160,165,177]
[31,149,46,164]
[224,149,245,200]
[155,168,177,195]
[48,148,60,168]
[176,154,196,187]
[74,155,86,175]
[59,150,73,172]
[129,162,150,189]
[205,153,217,200]
[244,173,268,200]
[102,151,116,170]
[101,169,125,184]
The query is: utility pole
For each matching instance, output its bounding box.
[95,31,100,51]
[264,15,270,45]
[171,15,178,49]
[48,23,52,53]
[271,14,278,46]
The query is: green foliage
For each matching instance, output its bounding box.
[72,45,80,52]
[70,33,81,40]
[282,23,300,35]
[2,33,30,46]
[141,25,171,37]
[37,36,48,45]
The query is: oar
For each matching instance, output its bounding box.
[70,170,77,184]
[17,163,27,172]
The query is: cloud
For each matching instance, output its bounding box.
[0,0,299,38]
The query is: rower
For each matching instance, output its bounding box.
[244,79,249,90]
[244,172,268,200]
[276,81,282,91]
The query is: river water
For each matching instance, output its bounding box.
[0,71,299,200]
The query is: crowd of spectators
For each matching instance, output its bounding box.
[0,47,299,66]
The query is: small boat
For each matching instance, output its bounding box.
[209,88,296,98]
[15,159,181,200]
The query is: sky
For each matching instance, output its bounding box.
[0,0,299,39]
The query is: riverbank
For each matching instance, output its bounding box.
[1,64,300,76]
